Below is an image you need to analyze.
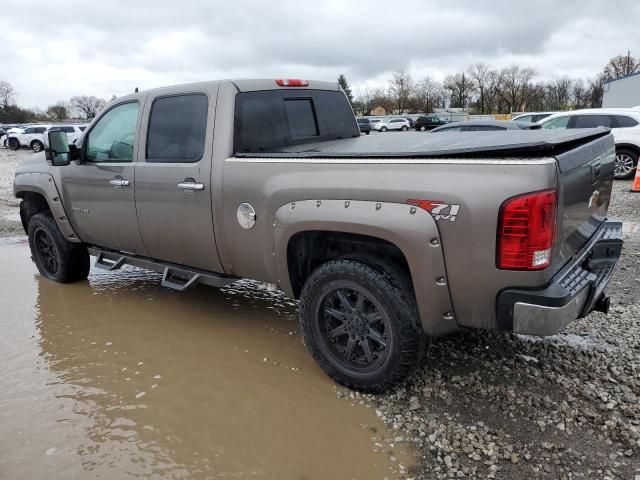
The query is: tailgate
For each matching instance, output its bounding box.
[554,132,616,268]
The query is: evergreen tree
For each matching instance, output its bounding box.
[337,74,354,104]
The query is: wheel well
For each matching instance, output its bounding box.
[286,230,411,298]
[17,191,51,233]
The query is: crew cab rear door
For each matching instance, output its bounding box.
[135,87,224,273]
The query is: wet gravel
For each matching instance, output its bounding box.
[0,148,28,237]
[341,179,640,479]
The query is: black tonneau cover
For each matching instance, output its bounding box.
[236,128,610,159]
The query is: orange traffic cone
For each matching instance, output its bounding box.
[632,164,640,193]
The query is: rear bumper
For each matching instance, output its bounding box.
[496,219,623,336]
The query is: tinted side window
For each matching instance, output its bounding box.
[23,127,35,134]
[514,115,533,123]
[86,102,139,162]
[34,127,47,134]
[146,94,208,163]
[614,115,639,128]
[79,126,87,131]
[60,126,75,133]
[571,115,613,128]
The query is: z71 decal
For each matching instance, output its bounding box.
[407,199,461,222]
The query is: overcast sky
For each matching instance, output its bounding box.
[1,0,639,108]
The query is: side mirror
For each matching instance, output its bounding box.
[45,130,71,166]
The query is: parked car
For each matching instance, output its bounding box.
[372,117,411,132]
[430,120,540,132]
[539,109,640,179]
[49,125,88,144]
[512,112,554,123]
[14,78,622,393]
[2,126,24,148]
[356,118,371,135]
[8,125,52,152]
[414,115,448,131]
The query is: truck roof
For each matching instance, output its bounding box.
[136,79,340,97]
[238,128,611,159]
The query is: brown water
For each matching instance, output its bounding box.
[0,241,411,479]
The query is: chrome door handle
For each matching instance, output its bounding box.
[177,181,205,191]
[109,178,130,187]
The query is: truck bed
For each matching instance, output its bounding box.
[236,128,610,168]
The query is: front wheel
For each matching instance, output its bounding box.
[419,125,426,131]
[31,140,44,152]
[299,259,424,393]
[380,126,387,132]
[401,125,408,131]
[8,138,19,150]
[614,149,638,180]
[28,212,90,283]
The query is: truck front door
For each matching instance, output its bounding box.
[60,100,148,255]
[134,90,223,273]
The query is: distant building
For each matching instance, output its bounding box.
[370,105,387,116]
[602,72,640,108]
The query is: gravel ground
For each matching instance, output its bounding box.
[0,148,30,237]
[2,145,639,479]
[343,179,640,479]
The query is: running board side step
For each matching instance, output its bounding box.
[88,247,236,290]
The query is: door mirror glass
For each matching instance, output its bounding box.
[46,130,70,166]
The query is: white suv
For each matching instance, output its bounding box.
[7,125,52,152]
[8,124,86,152]
[372,118,411,132]
[540,108,640,179]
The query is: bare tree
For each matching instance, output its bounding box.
[0,81,16,108]
[546,76,574,110]
[496,65,536,113]
[603,52,640,79]
[70,95,107,120]
[571,79,589,109]
[467,63,498,114]
[389,70,413,114]
[414,76,443,113]
[47,102,69,121]
[588,73,607,108]
[444,73,475,108]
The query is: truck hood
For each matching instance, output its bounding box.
[15,152,49,175]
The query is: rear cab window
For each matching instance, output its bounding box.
[234,89,359,153]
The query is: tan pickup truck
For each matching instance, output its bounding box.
[14,79,622,392]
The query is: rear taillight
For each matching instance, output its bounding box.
[497,189,557,270]
[275,79,309,87]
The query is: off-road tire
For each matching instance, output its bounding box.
[8,138,20,150]
[299,259,424,393]
[31,140,44,152]
[28,212,90,283]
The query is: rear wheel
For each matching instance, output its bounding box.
[8,138,19,150]
[614,149,637,180]
[401,125,408,131]
[380,126,387,132]
[31,140,44,152]
[299,259,424,393]
[419,125,426,131]
[28,212,90,283]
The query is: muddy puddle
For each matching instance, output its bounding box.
[0,242,412,479]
